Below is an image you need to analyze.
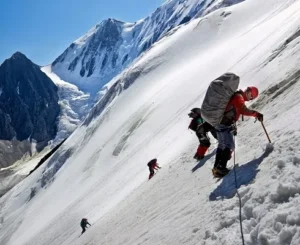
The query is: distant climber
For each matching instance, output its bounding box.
[80,218,91,234]
[188,108,217,160]
[147,159,161,180]
[200,73,263,178]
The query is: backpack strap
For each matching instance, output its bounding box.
[219,91,242,125]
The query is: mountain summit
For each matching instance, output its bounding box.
[51,0,243,94]
[0,52,60,167]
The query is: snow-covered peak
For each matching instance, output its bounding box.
[51,0,244,95]
[73,18,129,47]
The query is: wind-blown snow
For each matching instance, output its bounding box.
[1,0,300,244]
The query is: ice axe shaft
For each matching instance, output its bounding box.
[261,121,271,143]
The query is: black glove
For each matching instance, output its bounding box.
[256,112,263,122]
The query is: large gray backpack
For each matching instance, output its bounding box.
[201,73,240,127]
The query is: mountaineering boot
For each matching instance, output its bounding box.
[212,148,230,177]
[212,168,227,177]
[218,148,231,169]
[213,148,223,168]
[193,154,204,160]
[148,172,155,180]
[212,166,230,178]
[193,145,208,160]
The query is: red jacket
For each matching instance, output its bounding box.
[147,159,160,169]
[150,163,159,169]
[221,91,258,125]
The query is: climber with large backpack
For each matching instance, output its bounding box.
[188,108,217,160]
[201,73,263,177]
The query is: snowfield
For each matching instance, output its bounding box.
[1,0,300,244]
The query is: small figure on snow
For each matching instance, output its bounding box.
[212,86,263,177]
[147,158,161,180]
[80,218,91,234]
[188,108,217,160]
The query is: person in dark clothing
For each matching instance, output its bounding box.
[147,159,161,180]
[188,108,218,160]
[80,218,91,234]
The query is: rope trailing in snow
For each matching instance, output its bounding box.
[233,136,245,245]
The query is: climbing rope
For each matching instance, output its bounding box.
[233,136,245,245]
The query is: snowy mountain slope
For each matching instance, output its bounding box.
[0,62,84,199]
[0,148,50,197]
[51,0,244,95]
[1,0,300,244]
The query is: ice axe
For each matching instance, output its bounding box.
[261,121,271,143]
[254,119,271,143]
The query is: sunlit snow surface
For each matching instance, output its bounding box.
[1,0,300,244]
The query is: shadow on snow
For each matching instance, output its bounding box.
[191,149,216,173]
[209,145,274,201]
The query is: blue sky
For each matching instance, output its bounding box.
[0,0,164,66]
